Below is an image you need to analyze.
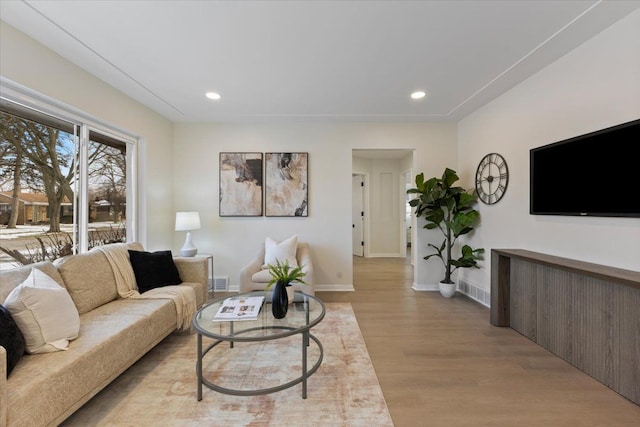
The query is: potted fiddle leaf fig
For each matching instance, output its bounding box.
[407,168,484,297]
[265,259,307,318]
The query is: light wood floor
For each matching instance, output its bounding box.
[317,254,640,427]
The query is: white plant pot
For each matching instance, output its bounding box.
[438,281,456,298]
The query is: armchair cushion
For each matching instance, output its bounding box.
[251,269,272,283]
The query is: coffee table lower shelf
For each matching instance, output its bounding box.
[196,326,324,400]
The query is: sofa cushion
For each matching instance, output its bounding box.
[263,235,298,268]
[0,305,25,377]
[55,250,119,314]
[3,268,80,354]
[128,250,182,293]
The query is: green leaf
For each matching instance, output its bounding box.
[458,192,476,207]
[265,259,308,288]
[442,168,459,188]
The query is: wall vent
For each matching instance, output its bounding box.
[458,278,490,307]
[211,276,229,291]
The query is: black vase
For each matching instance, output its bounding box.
[271,280,289,319]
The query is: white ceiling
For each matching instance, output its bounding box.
[1,1,638,123]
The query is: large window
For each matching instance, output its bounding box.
[0,93,137,270]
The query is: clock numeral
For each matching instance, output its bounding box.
[499,173,508,179]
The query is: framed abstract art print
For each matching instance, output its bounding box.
[265,152,308,217]
[219,152,263,216]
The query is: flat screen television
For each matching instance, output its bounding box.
[530,118,640,218]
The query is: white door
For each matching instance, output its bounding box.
[403,171,412,256]
[352,175,364,256]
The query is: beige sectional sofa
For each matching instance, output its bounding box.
[0,242,208,427]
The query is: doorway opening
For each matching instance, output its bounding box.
[352,149,415,287]
[352,174,366,257]
[402,170,414,261]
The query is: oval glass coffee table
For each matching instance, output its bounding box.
[193,291,325,400]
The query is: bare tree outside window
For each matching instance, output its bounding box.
[87,133,127,247]
[0,108,129,269]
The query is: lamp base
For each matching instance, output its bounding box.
[180,248,197,257]
[180,231,198,257]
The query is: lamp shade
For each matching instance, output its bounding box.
[175,212,201,231]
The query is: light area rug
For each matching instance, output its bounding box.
[61,302,394,427]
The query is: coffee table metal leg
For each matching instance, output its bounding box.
[304,299,310,347]
[197,333,203,401]
[302,330,308,399]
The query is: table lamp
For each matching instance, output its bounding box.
[175,211,201,257]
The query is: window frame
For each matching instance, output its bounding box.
[0,77,138,254]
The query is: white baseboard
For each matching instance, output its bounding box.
[316,284,355,292]
[367,252,405,258]
[412,283,439,291]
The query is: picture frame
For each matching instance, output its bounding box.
[219,152,263,217]
[265,152,308,217]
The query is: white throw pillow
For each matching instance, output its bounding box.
[4,268,80,354]
[263,235,298,269]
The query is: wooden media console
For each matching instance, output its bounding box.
[490,249,640,405]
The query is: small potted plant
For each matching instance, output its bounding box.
[407,168,484,297]
[266,259,307,318]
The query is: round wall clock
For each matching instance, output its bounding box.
[475,153,509,205]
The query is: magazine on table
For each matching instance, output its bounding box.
[212,296,265,322]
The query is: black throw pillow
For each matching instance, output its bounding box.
[128,250,182,293]
[0,304,26,377]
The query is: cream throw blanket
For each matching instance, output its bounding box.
[94,244,196,331]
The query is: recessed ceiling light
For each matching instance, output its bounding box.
[206,92,221,100]
[411,91,427,100]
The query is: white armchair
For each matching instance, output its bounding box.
[239,242,314,295]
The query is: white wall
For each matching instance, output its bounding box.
[458,9,640,293]
[173,122,457,289]
[0,22,175,250]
